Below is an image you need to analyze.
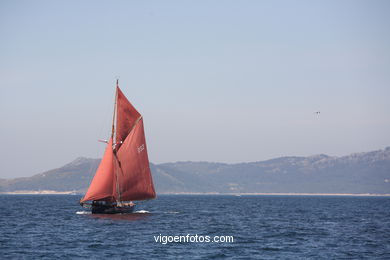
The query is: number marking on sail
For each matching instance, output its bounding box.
[137,144,145,154]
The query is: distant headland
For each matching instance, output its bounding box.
[1,147,389,195]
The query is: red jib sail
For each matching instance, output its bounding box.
[81,138,115,202]
[81,85,156,203]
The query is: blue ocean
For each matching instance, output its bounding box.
[1,195,389,259]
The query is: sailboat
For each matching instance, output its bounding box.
[80,80,156,214]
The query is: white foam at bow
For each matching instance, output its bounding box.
[135,210,150,213]
[76,211,91,215]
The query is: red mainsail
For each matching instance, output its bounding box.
[81,84,156,203]
[115,118,156,201]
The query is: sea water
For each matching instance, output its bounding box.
[0,195,389,259]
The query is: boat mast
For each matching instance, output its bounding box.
[111,80,118,141]
[112,79,122,203]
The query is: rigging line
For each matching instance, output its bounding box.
[126,116,143,139]
[131,116,143,132]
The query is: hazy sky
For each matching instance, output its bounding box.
[1,0,389,178]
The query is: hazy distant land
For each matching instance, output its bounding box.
[1,147,389,195]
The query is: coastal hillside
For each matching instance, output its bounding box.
[1,148,389,194]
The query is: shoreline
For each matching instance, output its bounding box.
[1,191,390,196]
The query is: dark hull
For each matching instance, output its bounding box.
[91,204,135,214]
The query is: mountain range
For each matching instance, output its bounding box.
[1,147,389,194]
